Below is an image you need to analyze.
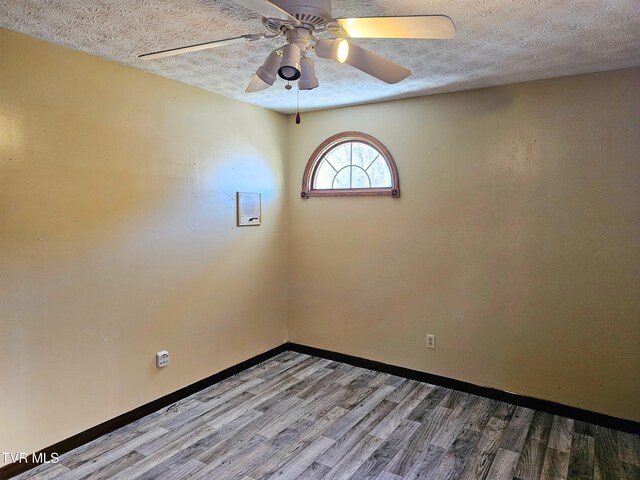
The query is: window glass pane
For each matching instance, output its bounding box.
[333,167,351,189]
[367,156,392,187]
[352,143,379,169]
[351,167,371,188]
[325,143,351,170]
[309,138,394,193]
[314,160,335,189]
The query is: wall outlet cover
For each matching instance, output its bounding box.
[427,335,436,349]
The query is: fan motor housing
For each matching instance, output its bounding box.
[269,0,332,31]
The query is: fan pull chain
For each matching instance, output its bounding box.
[296,83,301,125]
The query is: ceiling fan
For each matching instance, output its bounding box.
[139,0,456,92]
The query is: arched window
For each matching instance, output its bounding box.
[301,132,400,198]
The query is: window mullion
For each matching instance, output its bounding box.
[364,154,380,172]
[349,142,353,189]
[325,158,338,172]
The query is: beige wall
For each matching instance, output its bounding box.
[288,68,640,422]
[0,28,288,461]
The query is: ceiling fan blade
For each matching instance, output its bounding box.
[333,15,456,39]
[246,74,271,93]
[139,34,264,60]
[234,0,299,24]
[345,43,411,83]
[316,39,411,84]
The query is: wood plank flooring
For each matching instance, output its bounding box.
[16,352,639,479]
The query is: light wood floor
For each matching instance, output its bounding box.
[17,352,640,479]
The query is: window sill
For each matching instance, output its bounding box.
[301,187,400,199]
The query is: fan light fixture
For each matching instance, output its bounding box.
[333,38,349,63]
[299,57,319,90]
[278,43,302,81]
[315,38,350,64]
[256,49,282,85]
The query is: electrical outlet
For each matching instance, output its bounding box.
[426,334,436,349]
[156,350,169,368]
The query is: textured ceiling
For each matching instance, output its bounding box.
[1,0,639,113]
